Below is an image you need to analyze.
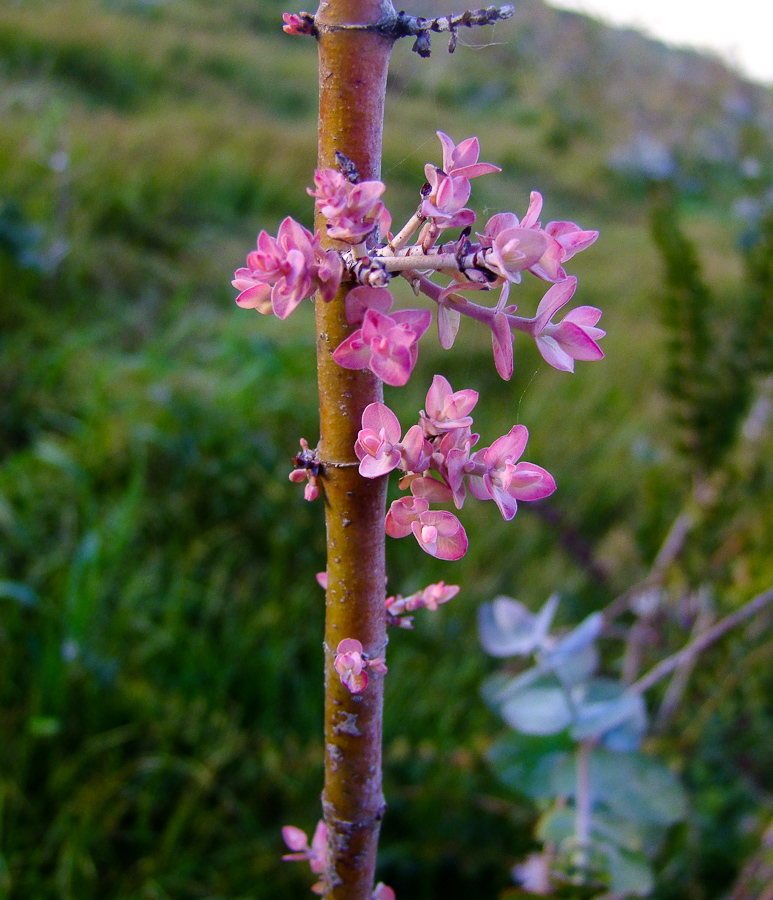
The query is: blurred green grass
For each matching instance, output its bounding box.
[2,1,773,898]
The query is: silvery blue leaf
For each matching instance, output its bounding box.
[487,664,548,704]
[571,691,647,743]
[547,611,603,664]
[550,750,688,826]
[546,642,598,686]
[501,684,574,735]
[602,711,647,753]
[530,594,560,647]
[478,596,548,657]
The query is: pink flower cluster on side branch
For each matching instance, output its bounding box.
[479,191,598,285]
[233,217,342,319]
[530,277,605,372]
[357,375,556,560]
[309,168,391,244]
[332,286,431,387]
[420,131,500,230]
[334,639,387,694]
[386,581,460,628]
[282,820,327,894]
[234,130,605,387]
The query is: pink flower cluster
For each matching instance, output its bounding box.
[356,375,556,559]
[420,132,500,230]
[308,168,391,244]
[386,581,460,629]
[332,286,431,387]
[282,819,395,897]
[233,217,343,319]
[282,820,327,894]
[479,190,598,286]
[530,276,605,373]
[281,11,315,35]
[289,437,321,501]
[334,638,387,694]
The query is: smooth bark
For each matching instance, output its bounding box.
[314,2,396,896]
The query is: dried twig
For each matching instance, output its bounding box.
[629,586,773,696]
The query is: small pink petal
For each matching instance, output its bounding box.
[409,475,454,504]
[491,311,514,381]
[534,277,578,332]
[536,335,575,372]
[342,669,369,693]
[437,304,461,349]
[282,826,309,852]
[345,285,394,324]
[234,283,273,313]
[361,402,402,443]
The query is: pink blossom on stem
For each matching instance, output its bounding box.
[289,437,321,501]
[355,402,430,477]
[282,820,327,894]
[468,425,556,521]
[345,285,394,325]
[532,277,605,373]
[316,248,345,304]
[385,496,430,537]
[332,307,431,387]
[412,509,468,559]
[436,131,501,180]
[334,639,388,694]
[486,224,549,284]
[543,218,600,266]
[480,193,598,283]
[282,11,315,35]
[385,497,468,560]
[420,374,478,435]
[355,402,403,477]
[308,168,391,244]
[373,883,396,900]
[490,282,516,381]
[233,217,343,319]
[387,581,460,616]
[418,580,460,610]
[420,167,475,230]
[334,639,369,693]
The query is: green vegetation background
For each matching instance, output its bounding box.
[1,0,772,898]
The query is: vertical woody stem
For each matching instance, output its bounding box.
[315,2,396,897]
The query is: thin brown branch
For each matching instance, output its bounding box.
[629,586,773,696]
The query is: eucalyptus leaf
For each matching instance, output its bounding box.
[548,611,603,664]
[551,750,687,826]
[602,714,647,753]
[535,805,575,844]
[478,594,558,657]
[545,642,599,686]
[485,663,548,704]
[501,683,574,735]
[481,671,519,709]
[602,844,655,896]
[572,689,647,744]
[487,731,571,800]
[591,811,644,853]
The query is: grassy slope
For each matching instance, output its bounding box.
[1,1,773,898]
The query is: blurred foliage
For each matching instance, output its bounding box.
[650,184,773,474]
[1,0,773,898]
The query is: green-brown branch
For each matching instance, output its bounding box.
[315,1,395,897]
